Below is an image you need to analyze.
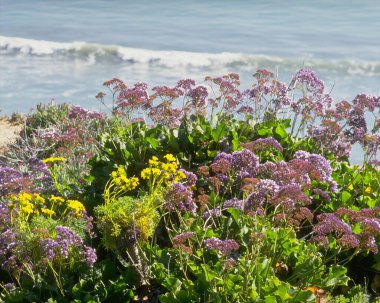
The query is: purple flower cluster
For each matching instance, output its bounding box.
[82,246,97,267]
[68,105,103,121]
[294,151,337,192]
[0,167,24,195]
[40,226,97,267]
[202,208,222,219]
[270,184,312,210]
[172,232,195,244]
[204,237,239,255]
[164,183,197,212]
[117,82,150,111]
[223,198,243,210]
[244,137,283,153]
[178,169,198,187]
[231,149,259,179]
[290,68,325,96]
[245,179,279,211]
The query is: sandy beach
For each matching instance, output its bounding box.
[0,118,22,154]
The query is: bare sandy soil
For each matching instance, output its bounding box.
[0,118,23,154]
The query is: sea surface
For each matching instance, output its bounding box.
[0,0,379,162]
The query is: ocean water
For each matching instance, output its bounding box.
[0,0,379,161]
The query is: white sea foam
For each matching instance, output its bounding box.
[1,35,379,76]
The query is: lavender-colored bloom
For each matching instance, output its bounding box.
[311,235,329,249]
[82,246,97,267]
[40,226,83,260]
[203,208,222,219]
[213,152,233,164]
[290,68,325,96]
[40,238,59,260]
[232,149,259,178]
[27,158,54,191]
[361,218,380,234]
[314,213,352,236]
[245,179,280,211]
[270,184,311,210]
[204,237,239,255]
[68,105,103,121]
[118,82,149,110]
[210,158,231,174]
[294,151,337,191]
[0,167,23,195]
[337,234,360,249]
[164,183,197,212]
[359,232,378,254]
[172,232,195,244]
[312,188,331,202]
[244,137,283,153]
[223,198,243,210]
[352,94,380,112]
[178,169,198,187]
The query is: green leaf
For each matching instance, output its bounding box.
[291,289,315,302]
[275,283,292,301]
[274,124,287,139]
[325,265,349,286]
[163,277,182,292]
[227,208,240,224]
[264,295,277,303]
[341,191,351,203]
[145,137,160,149]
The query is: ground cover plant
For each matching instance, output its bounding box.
[0,68,379,302]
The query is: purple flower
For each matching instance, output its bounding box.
[40,226,83,260]
[270,184,312,210]
[204,237,239,255]
[82,246,97,267]
[313,188,331,202]
[178,169,198,187]
[164,183,196,212]
[68,105,103,121]
[245,179,279,211]
[313,213,352,236]
[231,149,259,178]
[294,151,337,191]
[244,137,284,153]
[337,234,360,249]
[117,82,150,110]
[172,232,195,244]
[223,198,243,210]
[203,208,222,219]
[0,167,24,195]
[290,68,325,96]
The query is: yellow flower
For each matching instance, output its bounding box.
[41,208,55,216]
[141,168,161,180]
[67,200,86,213]
[18,193,32,205]
[348,184,354,191]
[33,193,45,204]
[364,187,372,195]
[50,195,65,204]
[21,203,34,214]
[42,157,67,163]
[164,154,176,163]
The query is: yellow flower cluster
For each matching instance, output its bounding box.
[67,199,86,214]
[50,195,65,204]
[41,208,55,216]
[9,192,87,219]
[141,154,186,186]
[111,166,139,192]
[42,157,67,163]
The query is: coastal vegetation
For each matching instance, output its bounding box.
[0,68,379,302]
